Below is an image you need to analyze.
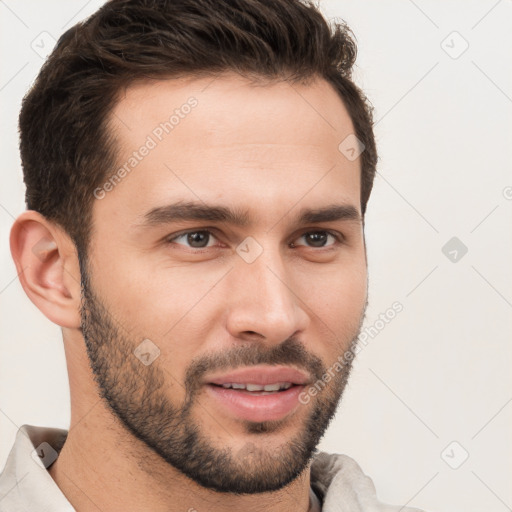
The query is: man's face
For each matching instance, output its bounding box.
[80,73,368,493]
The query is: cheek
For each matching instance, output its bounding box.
[300,261,367,312]
[105,265,226,361]
[296,264,367,348]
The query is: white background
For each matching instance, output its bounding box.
[1,1,511,511]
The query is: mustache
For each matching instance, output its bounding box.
[183,337,327,396]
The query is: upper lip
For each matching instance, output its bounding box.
[207,365,310,386]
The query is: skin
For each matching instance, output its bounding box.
[10,72,368,512]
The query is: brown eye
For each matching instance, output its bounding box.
[292,231,341,248]
[167,230,217,248]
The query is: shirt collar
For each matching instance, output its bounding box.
[1,425,380,512]
[0,424,73,511]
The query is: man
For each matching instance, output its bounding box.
[0,0,426,510]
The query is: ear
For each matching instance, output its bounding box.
[9,210,82,329]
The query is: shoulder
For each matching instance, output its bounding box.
[310,451,428,512]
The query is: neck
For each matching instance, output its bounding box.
[48,402,313,512]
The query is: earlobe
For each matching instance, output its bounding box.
[9,211,82,329]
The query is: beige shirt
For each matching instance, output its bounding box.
[0,425,426,511]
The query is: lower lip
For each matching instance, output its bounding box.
[205,384,305,423]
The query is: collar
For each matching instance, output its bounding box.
[0,425,424,512]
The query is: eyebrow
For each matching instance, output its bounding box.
[137,200,361,228]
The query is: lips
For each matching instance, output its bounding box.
[204,365,311,422]
[216,382,293,392]
[207,365,310,387]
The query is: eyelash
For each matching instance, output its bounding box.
[164,229,344,250]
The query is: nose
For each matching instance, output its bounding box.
[225,244,310,345]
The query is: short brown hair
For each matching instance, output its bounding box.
[19,0,377,256]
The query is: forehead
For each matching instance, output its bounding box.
[95,72,361,230]
[111,72,354,143]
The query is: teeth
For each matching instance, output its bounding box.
[245,384,264,391]
[218,382,293,391]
